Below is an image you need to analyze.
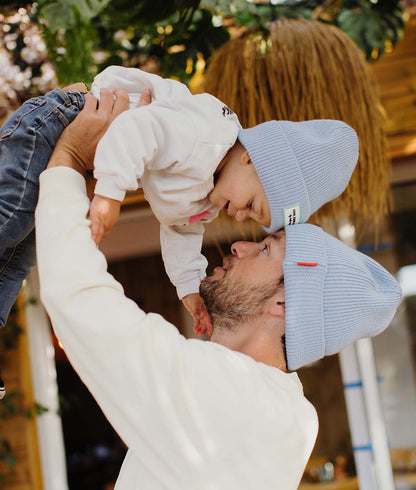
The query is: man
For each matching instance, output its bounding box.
[35,90,402,489]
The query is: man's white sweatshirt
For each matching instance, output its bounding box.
[36,167,318,490]
[91,66,241,299]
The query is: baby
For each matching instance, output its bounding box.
[0,65,359,340]
[89,66,359,335]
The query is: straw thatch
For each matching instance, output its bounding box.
[203,18,390,229]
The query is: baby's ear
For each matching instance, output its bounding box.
[241,150,252,166]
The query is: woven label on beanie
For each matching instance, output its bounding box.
[283,204,301,226]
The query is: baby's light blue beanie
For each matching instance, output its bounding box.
[283,224,403,371]
[238,120,359,233]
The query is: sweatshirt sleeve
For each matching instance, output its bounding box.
[93,105,196,201]
[160,223,208,299]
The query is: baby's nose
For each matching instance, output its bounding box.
[235,209,250,222]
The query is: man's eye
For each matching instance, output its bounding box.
[261,244,268,254]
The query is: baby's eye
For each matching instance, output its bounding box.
[248,201,253,211]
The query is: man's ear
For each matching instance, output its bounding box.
[240,150,252,166]
[268,297,285,319]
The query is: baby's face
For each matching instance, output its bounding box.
[209,145,271,227]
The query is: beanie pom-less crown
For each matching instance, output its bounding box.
[238,120,359,233]
[283,224,403,371]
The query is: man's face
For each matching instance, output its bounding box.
[200,231,286,332]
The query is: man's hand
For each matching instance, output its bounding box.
[182,293,213,337]
[90,195,121,244]
[48,88,130,174]
[47,87,152,198]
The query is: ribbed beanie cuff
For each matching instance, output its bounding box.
[283,225,327,370]
[283,224,403,371]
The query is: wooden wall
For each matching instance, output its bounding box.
[0,298,43,489]
[371,17,416,159]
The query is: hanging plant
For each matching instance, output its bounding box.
[3,0,400,85]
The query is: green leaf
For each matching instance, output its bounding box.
[337,9,367,52]
[39,0,109,31]
[0,438,17,467]
[39,2,76,30]
[337,3,404,59]
[34,402,50,416]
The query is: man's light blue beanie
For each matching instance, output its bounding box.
[238,120,359,233]
[283,224,403,371]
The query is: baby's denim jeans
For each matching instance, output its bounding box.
[0,88,85,327]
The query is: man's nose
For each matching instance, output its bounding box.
[231,241,257,257]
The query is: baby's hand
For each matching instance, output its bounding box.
[182,293,213,337]
[89,195,121,244]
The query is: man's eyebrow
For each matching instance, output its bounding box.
[268,232,285,252]
[270,233,282,243]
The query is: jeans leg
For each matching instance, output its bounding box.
[0,89,84,249]
[0,229,36,327]
[0,90,84,326]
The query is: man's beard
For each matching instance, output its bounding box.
[200,273,280,333]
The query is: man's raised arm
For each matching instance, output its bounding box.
[47,88,150,193]
[34,87,188,451]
